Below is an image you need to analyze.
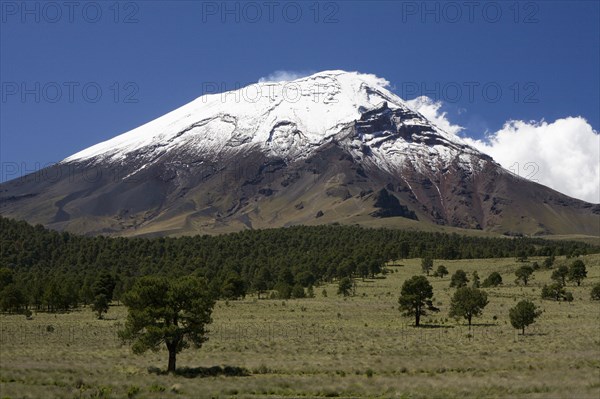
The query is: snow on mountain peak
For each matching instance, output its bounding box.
[62,70,479,171]
[62,71,405,162]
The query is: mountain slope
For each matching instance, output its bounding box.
[1,71,598,237]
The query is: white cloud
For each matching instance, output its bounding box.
[406,96,600,203]
[258,70,315,83]
[405,96,464,136]
[465,118,600,203]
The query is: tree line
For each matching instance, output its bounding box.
[0,216,597,314]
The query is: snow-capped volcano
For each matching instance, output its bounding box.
[63,71,479,169]
[65,71,411,162]
[2,71,598,237]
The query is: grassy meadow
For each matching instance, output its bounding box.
[1,254,599,399]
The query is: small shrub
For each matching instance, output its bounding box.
[564,292,574,302]
[148,384,167,392]
[482,272,503,287]
[541,283,571,301]
[254,364,272,374]
[291,284,305,299]
[590,283,600,300]
[127,386,141,398]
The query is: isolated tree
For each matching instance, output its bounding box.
[449,287,488,327]
[590,283,600,300]
[433,265,448,278]
[450,269,469,288]
[567,260,587,286]
[119,276,215,373]
[338,277,353,297]
[509,300,541,335]
[551,265,569,286]
[91,294,109,319]
[398,275,438,327]
[421,257,433,276]
[472,271,481,288]
[482,272,503,288]
[515,265,534,286]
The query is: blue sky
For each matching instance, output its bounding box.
[1,1,599,200]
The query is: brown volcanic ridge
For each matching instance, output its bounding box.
[1,71,598,239]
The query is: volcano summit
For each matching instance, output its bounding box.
[1,71,597,237]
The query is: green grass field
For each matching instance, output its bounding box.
[1,254,599,399]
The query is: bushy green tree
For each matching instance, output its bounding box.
[567,260,587,286]
[274,282,291,299]
[398,276,438,327]
[368,260,382,278]
[509,300,541,335]
[433,265,448,278]
[221,272,246,299]
[91,294,109,319]
[0,284,26,313]
[90,272,115,318]
[252,268,270,299]
[0,267,14,290]
[472,271,481,288]
[450,270,469,288]
[515,265,534,286]
[421,257,433,276]
[357,263,369,280]
[92,272,116,302]
[449,287,488,327]
[338,277,353,297]
[551,265,569,286]
[295,271,315,287]
[291,284,305,299]
[543,256,554,269]
[119,276,215,373]
[482,272,502,287]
